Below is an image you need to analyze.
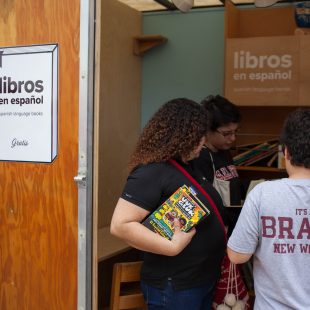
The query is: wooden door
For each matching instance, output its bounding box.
[0,1,80,309]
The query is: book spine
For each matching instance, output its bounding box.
[234,143,278,166]
[277,144,285,169]
[241,147,278,166]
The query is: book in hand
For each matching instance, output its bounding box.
[142,185,210,240]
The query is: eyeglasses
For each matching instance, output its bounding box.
[215,128,240,138]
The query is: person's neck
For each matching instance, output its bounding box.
[287,165,310,179]
[205,142,218,152]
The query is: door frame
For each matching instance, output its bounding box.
[77,0,96,309]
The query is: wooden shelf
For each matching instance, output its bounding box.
[236,166,285,173]
[133,35,167,56]
[236,166,288,180]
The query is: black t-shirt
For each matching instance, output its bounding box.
[121,161,227,290]
[190,147,245,236]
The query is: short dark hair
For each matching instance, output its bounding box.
[280,108,310,168]
[201,95,241,131]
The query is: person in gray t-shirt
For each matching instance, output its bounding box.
[227,108,310,310]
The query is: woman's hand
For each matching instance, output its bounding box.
[169,218,196,256]
[111,199,196,256]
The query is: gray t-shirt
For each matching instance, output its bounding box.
[228,178,310,310]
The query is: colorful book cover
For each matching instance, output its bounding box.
[142,185,210,240]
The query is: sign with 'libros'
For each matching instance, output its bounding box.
[225,36,310,106]
[0,44,58,163]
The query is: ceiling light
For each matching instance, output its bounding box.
[172,0,194,12]
[254,0,278,8]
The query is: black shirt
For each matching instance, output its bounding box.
[121,161,227,290]
[190,147,245,236]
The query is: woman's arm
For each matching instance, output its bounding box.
[110,198,196,256]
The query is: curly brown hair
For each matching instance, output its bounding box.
[129,98,208,172]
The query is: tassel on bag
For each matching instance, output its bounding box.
[213,256,250,310]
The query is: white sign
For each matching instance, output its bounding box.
[0,44,58,163]
[225,36,300,106]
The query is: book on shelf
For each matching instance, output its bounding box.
[246,179,265,195]
[267,152,278,167]
[277,144,286,169]
[142,185,210,240]
[233,138,278,152]
[233,140,279,167]
[233,142,271,164]
[241,145,278,166]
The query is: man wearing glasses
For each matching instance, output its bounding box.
[191,95,243,236]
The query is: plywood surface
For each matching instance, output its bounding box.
[236,106,295,146]
[97,227,131,262]
[98,0,141,228]
[0,1,80,309]
[225,4,296,39]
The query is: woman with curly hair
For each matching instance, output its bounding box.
[111,98,227,310]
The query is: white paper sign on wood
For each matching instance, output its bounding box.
[0,44,58,163]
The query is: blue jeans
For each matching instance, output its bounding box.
[141,279,215,310]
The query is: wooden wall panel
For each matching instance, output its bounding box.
[0,1,80,309]
[225,3,296,39]
[238,6,295,38]
[225,0,240,39]
[236,106,295,146]
[98,0,141,228]
[224,3,303,152]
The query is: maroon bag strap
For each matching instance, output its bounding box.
[169,159,227,241]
